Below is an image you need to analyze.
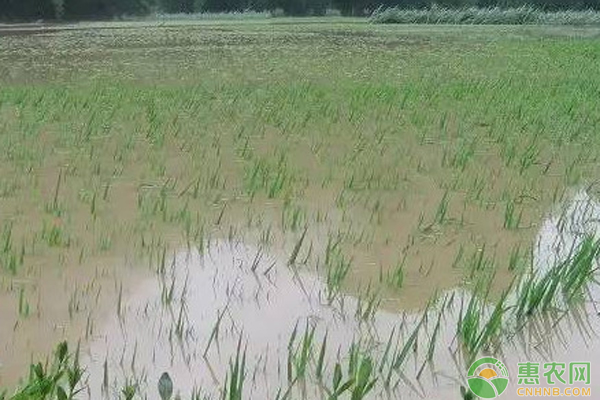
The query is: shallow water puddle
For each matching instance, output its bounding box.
[83,241,405,399]
[0,254,142,390]
[2,189,600,399]
[79,190,600,399]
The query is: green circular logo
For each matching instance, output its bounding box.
[467,357,510,399]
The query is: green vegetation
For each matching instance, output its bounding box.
[9,343,84,400]
[2,0,600,20]
[371,5,600,25]
[1,18,600,400]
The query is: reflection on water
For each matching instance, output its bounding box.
[79,191,600,399]
[1,189,599,399]
[84,241,411,399]
[534,190,600,296]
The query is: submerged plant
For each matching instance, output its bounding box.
[222,338,246,400]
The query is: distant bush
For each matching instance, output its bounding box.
[370,5,600,25]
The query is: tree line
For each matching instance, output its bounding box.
[1,0,599,21]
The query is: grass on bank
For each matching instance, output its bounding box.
[370,5,600,25]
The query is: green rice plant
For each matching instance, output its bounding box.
[456,290,508,363]
[0,222,23,274]
[518,141,540,175]
[116,282,123,319]
[467,244,496,279]
[392,308,429,371]
[286,321,316,383]
[1,223,13,258]
[5,17,600,400]
[40,221,70,248]
[287,227,308,266]
[122,384,137,400]
[204,308,228,357]
[514,271,561,320]
[503,199,522,230]
[466,174,486,204]
[388,256,406,290]
[244,155,292,200]
[174,295,188,340]
[281,201,305,232]
[452,245,465,270]
[416,309,443,380]
[10,342,85,400]
[559,235,600,303]
[45,169,63,217]
[508,244,523,272]
[315,333,328,382]
[0,177,19,198]
[355,284,381,322]
[324,362,354,400]
[378,328,397,389]
[18,287,30,318]
[222,338,247,400]
[434,190,450,225]
[515,235,600,321]
[449,137,477,172]
[348,355,377,400]
[325,250,352,302]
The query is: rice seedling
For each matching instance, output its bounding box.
[315,333,328,382]
[287,227,308,266]
[122,382,138,400]
[392,311,427,371]
[466,244,496,279]
[286,321,317,383]
[9,342,85,400]
[18,287,30,318]
[508,244,524,272]
[40,221,70,248]
[503,199,522,230]
[222,338,247,400]
[45,169,63,217]
[355,284,381,322]
[0,223,22,274]
[323,362,354,400]
[348,354,377,400]
[324,250,352,302]
[514,234,600,321]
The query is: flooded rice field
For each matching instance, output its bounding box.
[80,190,600,399]
[2,19,600,400]
[3,188,599,399]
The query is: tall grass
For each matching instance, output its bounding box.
[371,6,600,25]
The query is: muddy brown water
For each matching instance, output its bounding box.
[2,189,599,399]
